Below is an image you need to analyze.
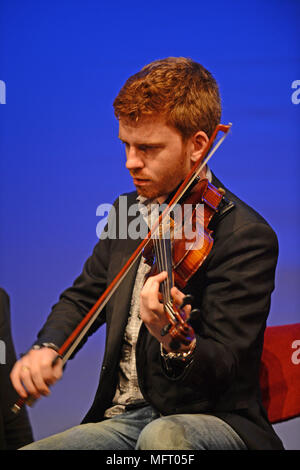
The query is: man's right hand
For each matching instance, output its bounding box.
[10,348,63,400]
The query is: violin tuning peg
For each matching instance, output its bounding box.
[180,294,194,309]
[190,308,201,319]
[187,308,201,326]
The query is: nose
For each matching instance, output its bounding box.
[125,146,144,171]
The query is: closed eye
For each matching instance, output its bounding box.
[118,138,164,154]
[138,145,153,152]
[138,144,164,153]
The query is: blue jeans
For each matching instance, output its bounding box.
[20,405,247,450]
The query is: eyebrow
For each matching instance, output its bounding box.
[118,136,164,148]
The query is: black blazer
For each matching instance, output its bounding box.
[0,288,33,449]
[35,174,284,450]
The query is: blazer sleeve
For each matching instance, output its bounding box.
[169,220,278,393]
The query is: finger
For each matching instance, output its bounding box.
[29,365,52,396]
[10,362,29,399]
[30,353,63,392]
[143,271,168,291]
[50,356,63,381]
[141,271,168,309]
[18,365,42,399]
[170,287,192,318]
[170,286,186,305]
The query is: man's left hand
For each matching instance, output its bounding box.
[140,271,191,352]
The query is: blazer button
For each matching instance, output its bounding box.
[102,365,108,372]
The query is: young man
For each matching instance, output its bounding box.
[11,57,283,450]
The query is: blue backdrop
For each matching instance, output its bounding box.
[0,0,299,449]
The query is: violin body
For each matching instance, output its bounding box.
[143,178,224,287]
[171,179,224,289]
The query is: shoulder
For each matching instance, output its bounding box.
[109,191,140,218]
[212,173,277,236]
[210,173,278,257]
[113,191,139,206]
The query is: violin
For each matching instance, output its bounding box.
[11,123,232,414]
[142,177,224,350]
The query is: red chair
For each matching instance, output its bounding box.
[260,323,300,424]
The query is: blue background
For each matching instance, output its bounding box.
[0,0,299,449]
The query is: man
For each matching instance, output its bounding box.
[11,57,283,450]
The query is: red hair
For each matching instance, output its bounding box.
[113,57,221,139]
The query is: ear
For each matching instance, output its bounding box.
[189,131,209,164]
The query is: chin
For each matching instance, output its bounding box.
[136,187,157,200]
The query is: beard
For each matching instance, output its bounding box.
[134,172,184,202]
[132,150,189,202]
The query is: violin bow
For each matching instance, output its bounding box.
[11,122,232,413]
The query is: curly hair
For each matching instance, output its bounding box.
[113,57,221,139]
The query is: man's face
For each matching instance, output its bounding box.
[119,118,194,203]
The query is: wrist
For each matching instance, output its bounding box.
[32,342,60,352]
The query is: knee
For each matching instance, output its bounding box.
[136,417,190,450]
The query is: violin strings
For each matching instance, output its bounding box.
[154,216,173,307]
[153,221,168,306]
[51,127,232,365]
